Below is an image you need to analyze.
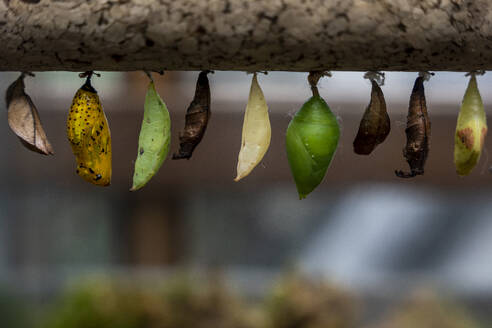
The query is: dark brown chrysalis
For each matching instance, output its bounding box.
[353,79,390,155]
[395,76,431,178]
[173,71,211,160]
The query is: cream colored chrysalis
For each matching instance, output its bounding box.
[234,73,271,181]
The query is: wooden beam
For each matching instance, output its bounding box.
[1,0,491,72]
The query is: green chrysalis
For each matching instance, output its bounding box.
[131,79,171,191]
[286,72,340,199]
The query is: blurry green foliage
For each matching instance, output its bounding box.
[42,278,150,328]
[369,289,482,328]
[40,274,484,328]
[264,274,358,328]
[42,275,258,328]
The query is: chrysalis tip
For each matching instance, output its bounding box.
[234,170,247,182]
[129,183,142,191]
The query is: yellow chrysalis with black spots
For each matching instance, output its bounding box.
[67,75,111,186]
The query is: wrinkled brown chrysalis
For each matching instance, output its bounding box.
[353,75,390,155]
[173,71,212,160]
[395,75,431,178]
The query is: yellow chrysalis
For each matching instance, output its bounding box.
[454,73,487,176]
[67,73,111,186]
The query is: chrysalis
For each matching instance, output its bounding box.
[234,73,271,181]
[353,73,390,155]
[395,75,431,178]
[131,74,171,191]
[454,73,487,176]
[6,73,54,155]
[286,71,340,199]
[173,71,211,160]
[67,72,111,186]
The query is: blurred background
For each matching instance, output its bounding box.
[0,71,491,327]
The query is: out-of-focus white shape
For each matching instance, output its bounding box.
[436,201,492,294]
[298,184,440,288]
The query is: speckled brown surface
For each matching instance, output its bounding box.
[1,0,491,71]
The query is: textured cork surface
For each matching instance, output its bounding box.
[1,0,491,72]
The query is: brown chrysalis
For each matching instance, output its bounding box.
[353,79,390,155]
[173,71,212,160]
[395,76,431,178]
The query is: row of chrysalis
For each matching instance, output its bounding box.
[4,70,488,198]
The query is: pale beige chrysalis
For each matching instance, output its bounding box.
[234,73,271,181]
[6,73,54,155]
